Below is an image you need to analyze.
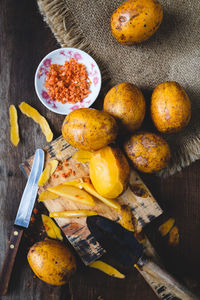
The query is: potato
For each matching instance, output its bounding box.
[103,82,146,132]
[62,108,118,151]
[27,240,76,286]
[151,81,191,133]
[124,132,170,173]
[89,146,130,198]
[111,0,163,45]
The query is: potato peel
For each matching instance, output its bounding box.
[42,214,63,241]
[72,150,92,163]
[38,190,58,202]
[158,218,175,237]
[169,225,179,247]
[81,182,121,211]
[19,102,53,142]
[120,205,137,232]
[63,178,83,188]
[9,105,20,146]
[89,260,125,279]
[38,159,58,186]
[48,184,95,206]
[50,210,98,218]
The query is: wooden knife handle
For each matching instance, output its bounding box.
[0,226,23,296]
[136,257,198,300]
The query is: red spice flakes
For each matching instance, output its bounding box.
[62,168,72,178]
[33,208,38,214]
[83,177,91,183]
[30,216,36,223]
[75,163,81,168]
[45,58,91,104]
[56,165,62,171]
[52,173,59,179]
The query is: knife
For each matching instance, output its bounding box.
[87,215,198,300]
[0,149,44,296]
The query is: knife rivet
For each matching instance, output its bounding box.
[10,244,15,249]
[14,231,18,236]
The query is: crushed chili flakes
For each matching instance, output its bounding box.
[62,168,72,178]
[56,165,62,171]
[45,58,91,104]
[52,173,59,178]
[30,216,36,223]
[33,208,39,214]
[83,177,91,183]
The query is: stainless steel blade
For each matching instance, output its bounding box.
[14,149,44,228]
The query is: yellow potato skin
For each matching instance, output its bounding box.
[124,132,170,173]
[111,0,163,45]
[89,146,130,198]
[151,81,191,133]
[103,82,146,132]
[27,240,76,286]
[62,108,118,151]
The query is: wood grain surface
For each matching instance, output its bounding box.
[21,136,162,265]
[0,0,200,299]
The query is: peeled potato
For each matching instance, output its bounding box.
[124,132,170,173]
[111,0,163,45]
[27,240,76,286]
[151,81,191,133]
[103,82,146,132]
[89,146,130,198]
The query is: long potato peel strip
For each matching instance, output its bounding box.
[120,205,137,232]
[89,260,125,279]
[48,184,95,206]
[81,182,121,212]
[63,178,83,188]
[38,159,58,186]
[158,218,175,237]
[38,190,58,202]
[9,105,20,146]
[72,150,93,163]
[19,102,53,142]
[42,214,63,241]
[50,210,97,218]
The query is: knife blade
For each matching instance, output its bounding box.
[15,149,44,227]
[87,216,198,300]
[0,149,44,296]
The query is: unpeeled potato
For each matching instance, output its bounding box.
[124,132,170,173]
[151,81,191,133]
[62,108,118,151]
[27,240,76,286]
[103,82,146,132]
[111,0,163,45]
[89,146,130,198]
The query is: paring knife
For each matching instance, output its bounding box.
[0,149,44,296]
[87,215,198,300]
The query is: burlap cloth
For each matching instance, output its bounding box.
[37,0,200,177]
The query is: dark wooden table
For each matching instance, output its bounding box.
[1,0,200,299]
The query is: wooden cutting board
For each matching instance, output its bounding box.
[21,136,163,265]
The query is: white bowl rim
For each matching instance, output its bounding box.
[34,47,102,114]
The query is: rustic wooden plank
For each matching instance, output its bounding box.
[21,135,163,265]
